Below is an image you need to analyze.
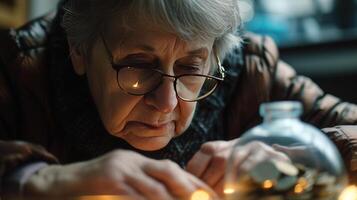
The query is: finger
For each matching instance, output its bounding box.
[213,176,225,198]
[187,141,229,177]
[200,150,230,187]
[225,146,253,179]
[144,160,196,198]
[186,172,219,200]
[202,147,251,191]
[266,144,291,162]
[226,138,240,149]
[238,143,288,172]
[272,144,306,159]
[186,150,212,178]
[230,146,252,169]
[126,171,174,200]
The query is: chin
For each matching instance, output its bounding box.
[109,121,181,151]
[126,135,172,151]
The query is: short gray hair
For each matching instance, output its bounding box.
[61,0,242,60]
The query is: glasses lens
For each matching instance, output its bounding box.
[176,75,218,101]
[117,67,161,95]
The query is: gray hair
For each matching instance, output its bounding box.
[61,0,242,60]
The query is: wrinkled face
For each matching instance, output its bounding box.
[70,25,215,151]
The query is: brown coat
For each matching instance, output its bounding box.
[0,12,357,194]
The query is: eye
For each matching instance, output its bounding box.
[130,63,156,68]
[176,65,202,74]
[114,61,156,69]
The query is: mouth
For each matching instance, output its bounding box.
[123,121,174,137]
[140,122,170,129]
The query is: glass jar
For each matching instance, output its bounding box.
[225,101,347,200]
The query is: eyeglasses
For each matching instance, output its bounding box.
[100,34,226,102]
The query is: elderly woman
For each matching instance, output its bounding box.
[1,0,357,199]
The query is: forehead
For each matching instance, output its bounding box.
[105,20,215,54]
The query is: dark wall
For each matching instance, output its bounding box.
[280,37,357,104]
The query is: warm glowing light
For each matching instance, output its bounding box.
[297,177,308,188]
[78,195,130,200]
[224,188,235,194]
[132,81,139,88]
[191,190,211,200]
[262,180,274,189]
[294,184,304,194]
[339,185,357,200]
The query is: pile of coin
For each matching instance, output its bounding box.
[226,160,344,200]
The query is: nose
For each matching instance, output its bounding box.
[144,77,178,113]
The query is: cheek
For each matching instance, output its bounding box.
[98,90,142,134]
[175,101,197,135]
[86,55,141,134]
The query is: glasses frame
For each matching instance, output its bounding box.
[100,33,226,102]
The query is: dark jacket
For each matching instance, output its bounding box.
[1,10,357,195]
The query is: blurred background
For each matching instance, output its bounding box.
[0,0,356,103]
[240,0,357,103]
[0,0,59,28]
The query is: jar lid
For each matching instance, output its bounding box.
[259,101,302,117]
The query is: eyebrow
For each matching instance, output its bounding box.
[187,48,209,57]
[135,45,156,52]
[134,44,209,57]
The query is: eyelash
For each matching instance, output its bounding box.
[114,59,204,71]
[113,62,155,69]
[179,65,201,72]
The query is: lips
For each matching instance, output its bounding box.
[139,121,170,129]
[124,121,174,137]
[126,121,170,129]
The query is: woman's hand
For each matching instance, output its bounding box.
[24,150,216,200]
[186,139,290,197]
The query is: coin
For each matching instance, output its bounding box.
[250,160,280,184]
[315,173,336,186]
[275,175,298,191]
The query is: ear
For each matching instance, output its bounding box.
[68,41,87,75]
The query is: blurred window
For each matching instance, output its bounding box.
[241,0,357,47]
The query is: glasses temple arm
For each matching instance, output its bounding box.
[214,50,226,79]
